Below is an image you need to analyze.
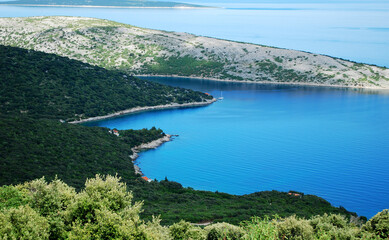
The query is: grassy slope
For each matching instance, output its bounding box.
[0,45,212,122]
[0,16,388,88]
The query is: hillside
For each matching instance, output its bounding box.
[0,44,358,225]
[0,16,388,88]
[1,176,387,239]
[0,0,205,8]
[0,45,212,122]
[0,115,357,225]
[0,115,165,189]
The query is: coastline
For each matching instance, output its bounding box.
[69,98,217,124]
[130,134,172,175]
[136,74,389,90]
[0,4,211,9]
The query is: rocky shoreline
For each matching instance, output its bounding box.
[69,98,216,124]
[130,134,173,175]
[136,74,389,90]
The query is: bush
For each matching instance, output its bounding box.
[241,216,278,240]
[363,209,389,238]
[169,220,206,240]
[144,216,172,240]
[205,222,245,240]
[276,215,314,240]
[0,185,29,210]
[0,205,49,239]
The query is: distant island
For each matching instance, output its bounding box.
[0,0,207,8]
[0,16,388,89]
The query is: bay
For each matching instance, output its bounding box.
[86,77,389,218]
[2,0,389,218]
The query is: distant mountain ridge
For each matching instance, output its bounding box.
[0,0,206,8]
[1,16,388,89]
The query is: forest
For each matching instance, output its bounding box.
[0,45,212,122]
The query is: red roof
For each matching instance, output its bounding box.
[113,129,118,133]
[142,176,150,181]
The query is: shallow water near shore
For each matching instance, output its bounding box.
[85,77,389,218]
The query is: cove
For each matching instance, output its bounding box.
[85,77,389,218]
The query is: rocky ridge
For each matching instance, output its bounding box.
[1,16,388,88]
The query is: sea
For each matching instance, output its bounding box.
[1,0,388,218]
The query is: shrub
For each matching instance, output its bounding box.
[363,209,389,238]
[241,216,277,240]
[0,205,49,239]
[169,220,206,240]
[276,215,314,240]
[0,185,29,210]
[205,222,245,240]
[144,216,172,240]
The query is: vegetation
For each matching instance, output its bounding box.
[0,114,358,225]
[0,114,164,189]
[1,16,388,89]
[0,45,212,122]
[145,56,224,77]
[0,23,386,237]
[0,175,387,239]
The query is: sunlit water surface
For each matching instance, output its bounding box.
[85,77,389,218]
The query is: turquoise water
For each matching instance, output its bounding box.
[86,77,389,218]
[2,0,389,218]
[0,1,389,67]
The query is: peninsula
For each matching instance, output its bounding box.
[0,16,388,89]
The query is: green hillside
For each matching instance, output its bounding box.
[0,115,357,225]
[0,176,387,239]
[0,115,165,189]
[0,45,212,121]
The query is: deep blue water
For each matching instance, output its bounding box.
[0,1,389,67]
[2,0,389,219]
[85,77,389,218]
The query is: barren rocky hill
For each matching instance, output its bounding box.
[1,16,388,88]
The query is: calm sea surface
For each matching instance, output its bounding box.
[2,0,388,217]
[85,77,389,218]
[0,0,388,67]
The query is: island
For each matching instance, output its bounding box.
[0,16,388,89]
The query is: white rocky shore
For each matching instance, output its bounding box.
[130,134,172,175]
[69,98,216,124]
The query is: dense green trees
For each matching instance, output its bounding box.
[0,45,212,121]
[0,115,164,189]
[0,114,358,225]
[0,176,387,239]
